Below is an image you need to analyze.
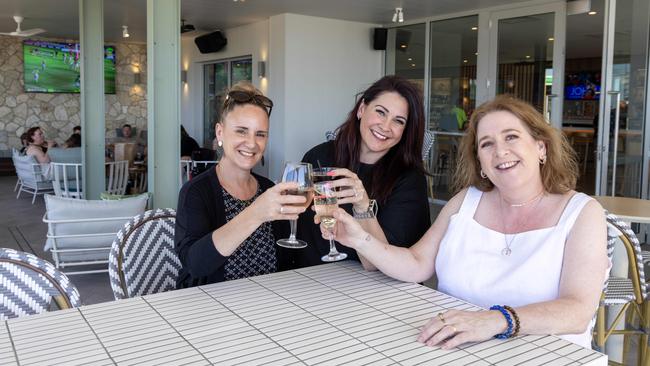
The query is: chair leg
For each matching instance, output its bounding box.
[32,189,37,204]
[595,301,606,350]
[16,184,22,199]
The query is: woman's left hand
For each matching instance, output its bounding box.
[327,168,369,210]
[417,309,507,349]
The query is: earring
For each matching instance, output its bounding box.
[217,140,223,147]
[539,155,547,165]
[480,169,487,179]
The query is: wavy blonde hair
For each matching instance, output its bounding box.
[452,95,578,194]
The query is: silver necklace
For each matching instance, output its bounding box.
[498,191,545,256]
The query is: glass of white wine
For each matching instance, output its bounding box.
[276,162,313,249]
[314,181,347,262]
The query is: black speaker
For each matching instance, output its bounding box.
[373,28,387,50]
[194,31,227,53]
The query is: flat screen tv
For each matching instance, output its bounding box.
[565,71,600,100]
[23,39,116,93]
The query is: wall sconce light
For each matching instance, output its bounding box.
[133,71,141,84]
[181,70,188,83]
[122,25,130,38]
[258,61,266,78]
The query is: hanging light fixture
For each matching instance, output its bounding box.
[122,25,130,38]
[392,8,404,23]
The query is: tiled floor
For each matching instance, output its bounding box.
[1,175,114,305]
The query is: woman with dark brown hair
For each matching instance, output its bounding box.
[326,95,608,349]
[25,126,55,163]
[294,75,430,268]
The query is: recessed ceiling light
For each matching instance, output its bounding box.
[411,63,416,67]
[400,44,407,48]
[548,37,554,41]
[474,52,478,56]
[407,57,412,61]
[463,59,468,63]
[525,55,531,59]
[588,11,597,15]
[471,26,478,31]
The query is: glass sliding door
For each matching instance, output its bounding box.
[202,57,252,148]
[597,0,649,198]
[385,23,426,93]
[428,15,479,202]
[488,3,566,126]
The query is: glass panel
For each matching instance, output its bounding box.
[562,0,604,194]
[428,15,479,202]
[231,59,252,84]
[387,23,426,93]
[606,0,648,197]
[496,13,554,113]
[203,62,228,147]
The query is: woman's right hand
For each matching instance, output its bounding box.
[251,181,308,222]
[320,208,370,249]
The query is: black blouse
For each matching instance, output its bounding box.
[290,141,431,268]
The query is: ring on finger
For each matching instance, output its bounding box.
[437,312,446,324]
[279,206,285,214]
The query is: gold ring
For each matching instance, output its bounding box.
[437,312,445,324]
[279,206,285,214]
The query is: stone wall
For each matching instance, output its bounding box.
[0,35,147,152]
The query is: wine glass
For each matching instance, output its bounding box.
[314,181,347,262]
[276,162,313,249]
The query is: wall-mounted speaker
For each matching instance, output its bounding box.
[373,28,387,50]
[194,31,227,54]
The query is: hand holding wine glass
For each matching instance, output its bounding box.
[276,162,313,249]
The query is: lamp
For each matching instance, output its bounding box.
[258,61,266,78]
[392,8,404,23]
[122,25,130,38]
[181,70,187,83]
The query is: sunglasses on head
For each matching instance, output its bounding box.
[224,90,273,116]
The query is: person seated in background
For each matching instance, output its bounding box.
[295,75,430,269]
[19,132,29,154]
[325,95,608,350]
[25,126,55,163]
[180,124,200,160]
[175,82,303,288]
[73,125,81,135]
[63,133,81,148]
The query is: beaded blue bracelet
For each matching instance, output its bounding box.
[490,305,514,339]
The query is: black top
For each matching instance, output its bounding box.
[174,167,290,288]
[291,141,431,268]
[181,134,200,157]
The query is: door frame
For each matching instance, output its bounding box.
[486,2,567,128]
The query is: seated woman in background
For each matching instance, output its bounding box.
[180,124,200,160]
[326,96,608,349]
[294,75,430,269]
[175,82,306,288]
[25,126,55,163]
[63,133,81,148]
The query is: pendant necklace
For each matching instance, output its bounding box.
[499,190,545,256]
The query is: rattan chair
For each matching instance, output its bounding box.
[0,248,81,320]
[594,212,648,365]
[108,208,180,300]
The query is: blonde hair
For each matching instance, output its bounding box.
[452,95,578,194]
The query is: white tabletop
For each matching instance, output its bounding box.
[2,262,606,365]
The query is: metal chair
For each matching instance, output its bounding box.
[11,148,22,192]
[108,208,180,299]
[594,212,648,365]
[14,153,53,204]
[180,160,192,186]
[0,248,81,320]
[105,160,129,195]
[51,162,83,199]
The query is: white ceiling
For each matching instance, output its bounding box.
[0,0,536,43]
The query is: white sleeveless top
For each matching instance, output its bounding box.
[435,186,594,349]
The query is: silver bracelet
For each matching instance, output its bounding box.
[353,199,377,219]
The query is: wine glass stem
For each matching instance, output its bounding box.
[328,237,338,256]
[289,219,297,241]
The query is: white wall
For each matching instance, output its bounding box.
[267,14,383,181]
[181,14,383,180]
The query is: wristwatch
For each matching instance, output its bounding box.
[353,199,378,219]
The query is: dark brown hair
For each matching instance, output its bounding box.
[453,95,578,194]
[334,75,426,203]
[25,127,42,144]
